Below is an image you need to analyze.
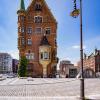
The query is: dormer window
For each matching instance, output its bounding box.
[34,16,42,23]
[35,3,42,11]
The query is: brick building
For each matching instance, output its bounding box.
[59,60,77,78]
[17,0,58,77]
[77,49,100,78]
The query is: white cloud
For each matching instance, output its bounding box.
[72,45,86,49]
[8,50,19,60]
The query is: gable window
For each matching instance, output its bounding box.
[27,27,32,34]
[35,27,42,34]
[35,3,42,11]
[34,16,42,23]
[27,39,32,45]
[45,28,51,34]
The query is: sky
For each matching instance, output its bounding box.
[0,0,100,64]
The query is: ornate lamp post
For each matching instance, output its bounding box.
[70,0,85,100]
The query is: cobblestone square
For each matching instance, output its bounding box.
[0,78,100,100]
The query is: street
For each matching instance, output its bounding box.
[0,78,100,100]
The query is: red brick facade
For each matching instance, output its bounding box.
[77,49,100,77]
[17,0,58,77]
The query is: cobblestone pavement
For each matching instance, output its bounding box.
[0,78,100,100]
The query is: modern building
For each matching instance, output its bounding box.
[77,48,100,78]
[0,53,12,74]
[12,59,19,74]
[59,60,77,78]
[17,0,58,78]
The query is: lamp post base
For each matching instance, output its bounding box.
[80,78,85,100]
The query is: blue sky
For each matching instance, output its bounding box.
[0,0,100,64]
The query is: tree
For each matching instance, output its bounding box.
[18,56,28,77]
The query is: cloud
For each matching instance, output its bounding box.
[72,45,86,49]
[8,50,19,60]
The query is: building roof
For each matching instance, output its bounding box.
[40,35,50,46]
[26,0,57,23]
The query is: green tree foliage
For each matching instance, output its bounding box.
[18,56,28,77]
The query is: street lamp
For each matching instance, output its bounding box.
[70,0,85,100]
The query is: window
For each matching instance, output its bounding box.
[41,53,43,59]
[35,3,42,11]
[44,52,49,59]
[18,27,25,33]
[22,27,25,33]
[45,28,51,34]
[35,27,42,33]
[27,27,32,34]
[21,38,25,45]
[34,16,42,23]
[20,16,25,21]
[27,39,32,45]
[40,52,50,60]
[26,53,34,60]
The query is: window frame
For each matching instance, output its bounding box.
[35,27,42,34]
[27,38,32,45]
[27,27,32,34]
[45,27,51,35]
[34,16,43,23]
[35,3,42,11]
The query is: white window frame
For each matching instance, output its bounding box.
[34,16,43,23]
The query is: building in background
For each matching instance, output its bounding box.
[77,48,100,78]
[12,59,19,74]
[0,53,12,74]
[17,0,58,77]
[59,60,77,78]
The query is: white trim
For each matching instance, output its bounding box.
[34,16,43,23]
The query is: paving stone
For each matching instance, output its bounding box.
[0,78,100,100]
